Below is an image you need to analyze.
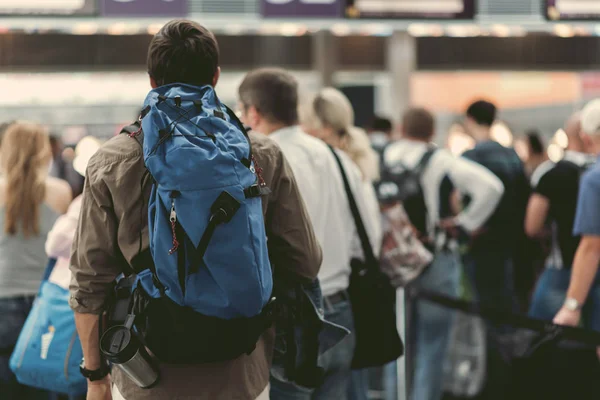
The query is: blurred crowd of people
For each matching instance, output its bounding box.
[1,19,600,400]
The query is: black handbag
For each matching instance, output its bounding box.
[329,146,405,369]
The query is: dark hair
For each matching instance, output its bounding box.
[370,116,393,134]
[147,20,219,87]
[526,130,545,155]
[466,100,497,127]
[402,108,435,140]
[238,68,299,126]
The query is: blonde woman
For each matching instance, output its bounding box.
[300,87,382,250]
[300,88,383,400]
[0,121,71,398]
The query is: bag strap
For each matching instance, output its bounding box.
[408,287,600,347]
[41,258,58,283]
[222,103,254,169]
[413,147,437,176]
[328,146,378,270]
[380,143,436,174]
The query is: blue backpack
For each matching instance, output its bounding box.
[124,84,274,363]
[10,259,86,396]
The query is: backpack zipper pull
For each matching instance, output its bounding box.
[168,199,180,255]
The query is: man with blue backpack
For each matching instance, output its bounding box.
[69,20,322,400]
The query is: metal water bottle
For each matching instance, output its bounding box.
[100,315,159,389]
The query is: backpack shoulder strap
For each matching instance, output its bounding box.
[413,147,437,176]
[120,122,139,136]
[120,121,144,148]
[221,102,253,170]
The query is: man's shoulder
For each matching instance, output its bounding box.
[462,147,476,158]
[249,131,285,169]
[531,160,556,187]
[249,131,282,154]
[88,132,142,170]
[288,129,331,156]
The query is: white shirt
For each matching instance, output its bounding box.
[384,139,504,234]
[46,195,83,289]
[270,126,379,296]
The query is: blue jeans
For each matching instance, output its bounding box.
[347,363,397,400]
[464,249,517,314]
[271,296,356,400]
[529,267,600,331]
[0,295,50,400]
[464,249,518,399]
[410,250,460,400]
[347,369,368,400]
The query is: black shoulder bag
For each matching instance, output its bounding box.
[329,146,405,369]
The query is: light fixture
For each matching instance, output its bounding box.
[107,23,127,36]
[258,23,281,36]
[554,24,574,38]
[554,128,569,148]
[72,23,98,35]
[360,23,392,37]
[491,122,513,147]
[490,24,511,37]
[147,24,164,35]
[447,124,475,156]
[548,143,564,162]
[331,23,351,37]
[445,25,480,37]
[280,23,299,37]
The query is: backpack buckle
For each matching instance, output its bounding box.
[244,185,261,199]
[244,184,271,199]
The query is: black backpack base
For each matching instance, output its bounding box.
[126,285,275,364]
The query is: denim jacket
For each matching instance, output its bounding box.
[271,277,349,388]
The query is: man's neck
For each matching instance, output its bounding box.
[471,127,491,143]
[593,140,600,157]
[403,136,430,144]
[566,145,583,154]
[262,122,292,136]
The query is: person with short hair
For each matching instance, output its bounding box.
[369,116,393,136]
[462,99,530,312]
[70,20,321,400]
[462,100,531,398]
[527,112,596,321]
[367,116,394,153]
[384,107,504,400]
[239,69,375,400]
[554,99,600,343]
[524,130,548,177]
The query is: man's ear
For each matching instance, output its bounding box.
[212,67,221,88]
[149,76,158,89]
[399,124,407,138]
[581,132,593,151]
[247,106,260,126]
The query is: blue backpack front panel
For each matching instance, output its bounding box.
[140,84,272,319]
[10,271,86,396]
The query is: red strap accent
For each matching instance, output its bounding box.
[169,220,179,255]
[252,155,266,187]
[129,126,142,138]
